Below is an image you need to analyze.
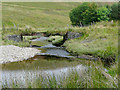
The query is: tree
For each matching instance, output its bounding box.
[69,2,98,26]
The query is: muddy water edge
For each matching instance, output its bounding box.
[2,34,92,87]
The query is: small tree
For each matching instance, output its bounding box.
[97,7,110,21]
[69,2,98,26]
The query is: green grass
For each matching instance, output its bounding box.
[1,2,118,88]
[2,39,31,47]
[2,61,118,88]
[64,21,118,61]
[2,2,116,28]
[2,2,81,28]
[2,2,82,47]
[1,28,35,47]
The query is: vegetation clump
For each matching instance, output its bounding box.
[69,2,119,26]
[69,2,98,26]
[48,35,63,46]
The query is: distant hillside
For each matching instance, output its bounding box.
[2,2,116,28]
[2,2,81,28]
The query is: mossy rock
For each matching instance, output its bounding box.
[48,36,56,42]
[48,35,63,46]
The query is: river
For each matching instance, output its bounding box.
[1,35,89,88]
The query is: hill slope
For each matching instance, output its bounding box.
[2,2,81,28]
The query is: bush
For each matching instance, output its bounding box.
[110,3,120,20]
[69,2,98,26]
[97,7,110,21]
[69,2,120,26]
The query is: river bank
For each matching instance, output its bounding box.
[2,21,118,63]
[0,45,40,64]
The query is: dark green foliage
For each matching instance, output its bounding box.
[69,2,98,26]
[110,3,119,20]
[69,2,120,26]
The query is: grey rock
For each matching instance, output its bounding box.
[65,31,83,40]
[7,34,23,42]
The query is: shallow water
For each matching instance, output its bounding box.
[2,36,88,87]
[31,36,73,57]
[2,56,87,87]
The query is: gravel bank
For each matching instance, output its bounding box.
[0,45,40,64]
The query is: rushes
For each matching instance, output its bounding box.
[2,61,118,88]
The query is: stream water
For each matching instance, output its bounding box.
[2,36,88,87]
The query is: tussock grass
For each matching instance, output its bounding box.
[2,39,30,47]
[64,21,118,61]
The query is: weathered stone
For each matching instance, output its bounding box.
[64,31,83,40]
[7,34,23,42]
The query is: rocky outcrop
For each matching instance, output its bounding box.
[7,34,23,42]
[64,31,83,40]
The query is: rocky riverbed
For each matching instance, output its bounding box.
[0,45,40,64]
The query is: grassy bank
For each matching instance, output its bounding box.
[1,27,34,47]
[2,2,81,47]
[2,21,118,60]
[64,21,118,61]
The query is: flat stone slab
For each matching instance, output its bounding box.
[0,45,41,64]
[37,53,74,58]
[40,44,63,49]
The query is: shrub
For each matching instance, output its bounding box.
[69,2,98,26]
[97,7,110,21]
[110,3,120,20]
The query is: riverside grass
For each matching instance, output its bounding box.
[2,61,118,88]
[64,21,118,61]
[2,21,118,88]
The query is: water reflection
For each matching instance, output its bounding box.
[2,56,87,87]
